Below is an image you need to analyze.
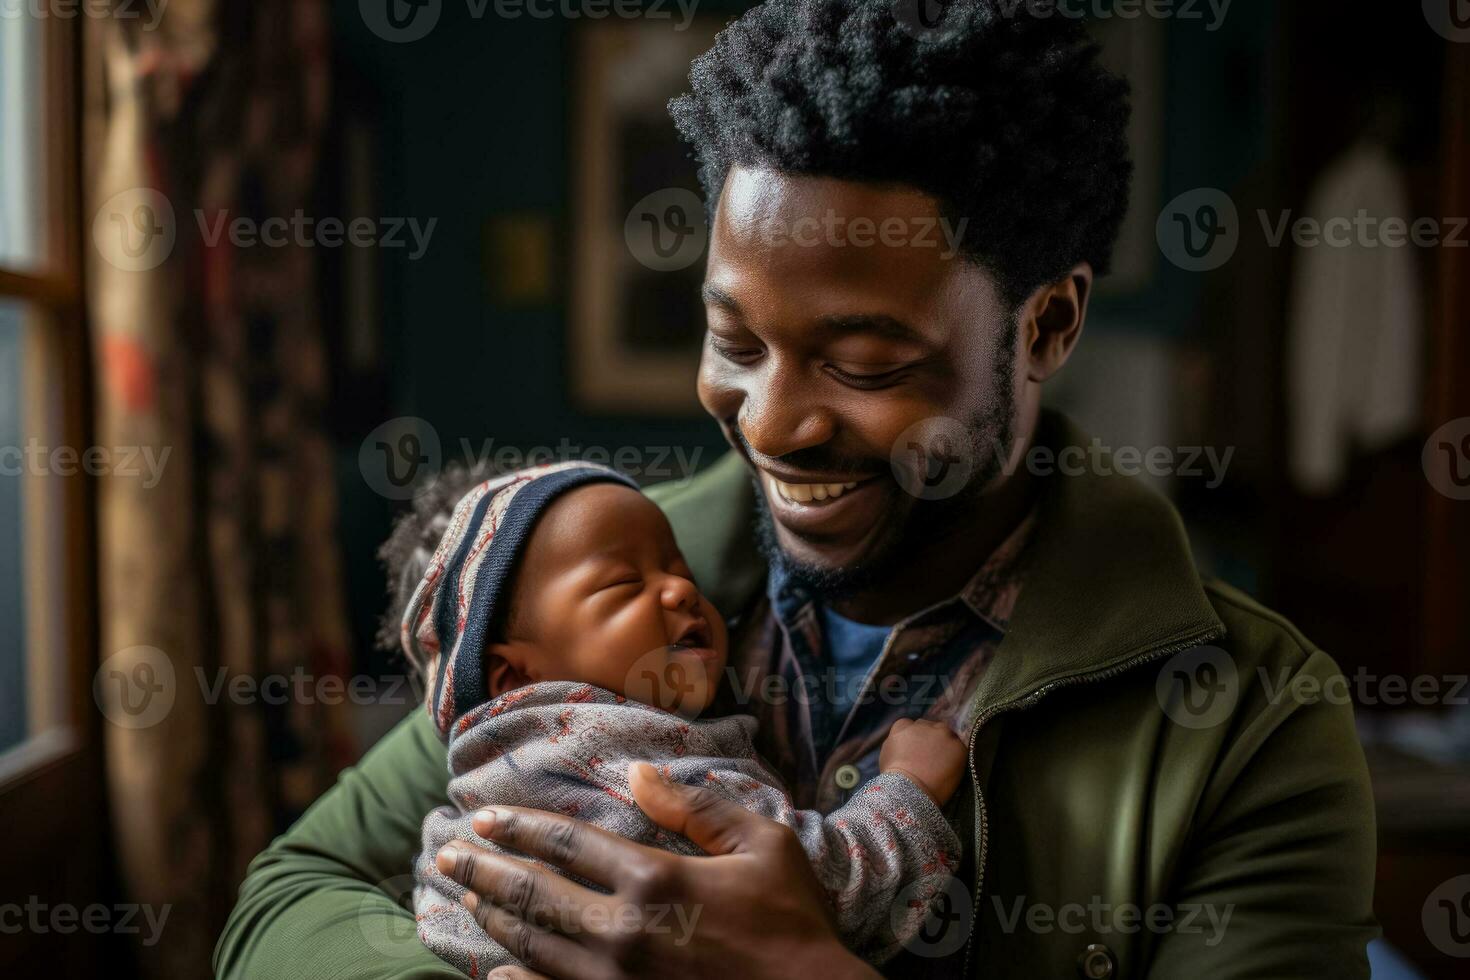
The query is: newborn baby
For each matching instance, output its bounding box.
[402,462,966,972]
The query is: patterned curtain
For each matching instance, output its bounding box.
[88,2,354,976]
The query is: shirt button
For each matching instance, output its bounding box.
[1077,943,1116,979]
[834,765,861,790]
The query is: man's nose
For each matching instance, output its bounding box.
[737,358,835,460]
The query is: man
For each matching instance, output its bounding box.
[215,1,1377,977]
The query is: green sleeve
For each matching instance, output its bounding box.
[1144,648,1379,978]
[214,709,462,979]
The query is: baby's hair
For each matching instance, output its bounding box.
[375,460,495,658]
[377,460,545,674]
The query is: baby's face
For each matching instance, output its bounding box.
[496,482,729,717]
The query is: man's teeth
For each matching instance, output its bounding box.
[771,478,860,504]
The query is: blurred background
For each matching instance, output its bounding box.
[1,0,1468,977]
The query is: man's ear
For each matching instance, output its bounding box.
[484,639,540,698]
[1020,262,1093,383]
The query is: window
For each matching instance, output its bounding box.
[0,8,90,784]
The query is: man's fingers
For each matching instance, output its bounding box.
[628,761,779,856]
[462,892,604,979]
[487,968,551,980]
[469,806,656,888]
[437,844,596,928]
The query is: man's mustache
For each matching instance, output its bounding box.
[729,426,884,480]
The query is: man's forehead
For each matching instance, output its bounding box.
[714,165,944,226]
[704,165,1003,324]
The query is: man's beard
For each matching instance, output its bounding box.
[750,322,1020,605]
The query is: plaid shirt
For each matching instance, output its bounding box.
[716,510,1036,814]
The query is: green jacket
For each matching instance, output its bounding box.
[215,414,1377,979]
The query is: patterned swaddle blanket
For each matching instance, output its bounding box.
[414,681,960,973]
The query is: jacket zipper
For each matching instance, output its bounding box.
[959,626,1225,974]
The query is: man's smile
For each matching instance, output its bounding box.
[757,468,891,540]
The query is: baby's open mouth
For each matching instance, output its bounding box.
[671,619,712,650]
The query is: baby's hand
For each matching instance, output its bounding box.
[878,717,967,805]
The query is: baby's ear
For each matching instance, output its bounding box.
[484,639,538,698]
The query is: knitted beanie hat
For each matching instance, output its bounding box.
[399,461,639,740]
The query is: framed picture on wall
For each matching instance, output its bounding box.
[570,18,725,415]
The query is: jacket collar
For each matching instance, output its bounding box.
[652,411,1225,706]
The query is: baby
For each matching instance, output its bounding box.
[402,461,967,972]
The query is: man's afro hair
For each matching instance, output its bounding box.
[668,0,1133,306]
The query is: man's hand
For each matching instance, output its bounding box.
[878,717,968,805]
[436,762,879,980]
